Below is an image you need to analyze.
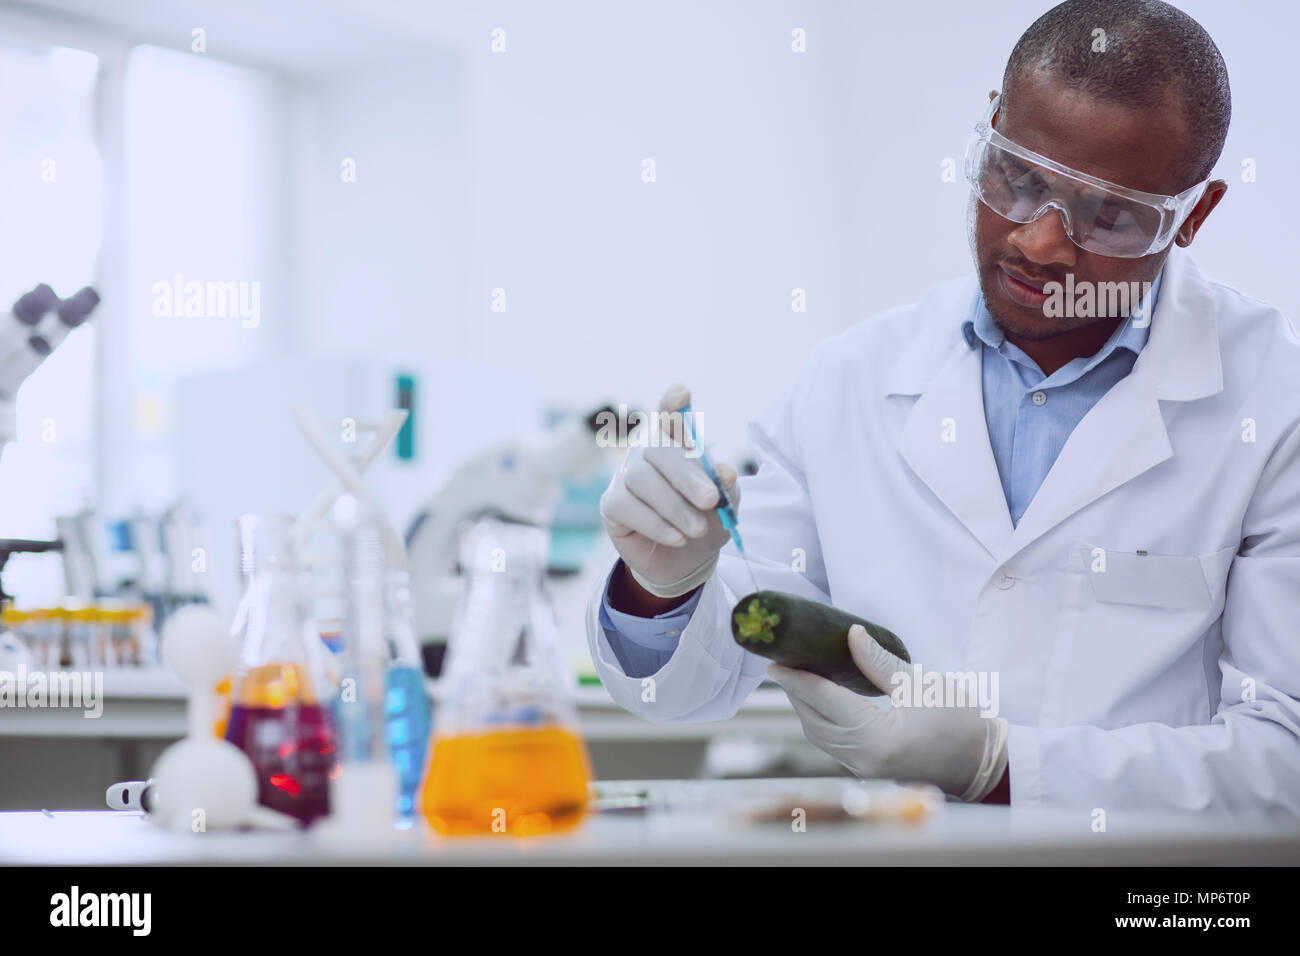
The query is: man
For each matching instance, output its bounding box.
[587,0,1300,811]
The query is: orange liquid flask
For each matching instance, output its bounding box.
[421,520,591,836]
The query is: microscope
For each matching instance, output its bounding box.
[404,406,614,676]
[0,283,100,602]
[0,283,100,450]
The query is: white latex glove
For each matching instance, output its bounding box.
[768,624,1009,802]
[598,385,741,598]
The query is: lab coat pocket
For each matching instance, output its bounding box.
[1076,547,1211,610]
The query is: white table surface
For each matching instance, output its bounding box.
[3,778,1297,866]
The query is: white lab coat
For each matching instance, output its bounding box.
[586,248,1300,812]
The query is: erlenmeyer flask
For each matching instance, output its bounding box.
[421,519,591,836]
[225,515,336,825]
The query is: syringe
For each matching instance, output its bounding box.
[679,402,759,595]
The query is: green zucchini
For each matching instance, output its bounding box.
[731,590,909,697]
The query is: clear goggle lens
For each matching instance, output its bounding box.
[964,97,1208,259]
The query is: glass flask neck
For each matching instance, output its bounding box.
[439,519,572,730]
[454,520,551,668]
[230,515,324,698]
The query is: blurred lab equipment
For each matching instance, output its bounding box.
[145,605,295,832]
[99,601,156,666]
[406,405,613,674]
[53,505,214,630]
[293,408,408,563]
[0,285,98,449]
[217,515,270,739]
[4,511,236,627]
[0,504,211,669]
[224,515,336,826]
[0,598,156,669]
[0,604,34,672]
[54,512,105,598]
[0,286,58,380]
[0,602,27,642]
[158,504,215,607]
[105,778,155,813]
[0,537,62,604]
[421,519,592,836]
[21,607,58,667]
[326,495,398,835]
[383,566,432,823]
[120,506,215,616]
[60,599,96,667]
[292,408,431,824]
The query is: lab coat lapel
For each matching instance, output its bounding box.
[1007,361,1171,555]
[1006,248,1224,558]
[890,282,1015,559]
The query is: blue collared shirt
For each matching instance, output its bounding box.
[598,578,703,677]
[968,268,1162,526]
[598,269,1163,676]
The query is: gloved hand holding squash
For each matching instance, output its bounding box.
[767,624,1010,802]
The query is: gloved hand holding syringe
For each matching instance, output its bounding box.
[599,385,758,605]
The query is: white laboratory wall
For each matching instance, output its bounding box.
[286,51,473,363]
[455,3,849,457]
[1164,0,1300,308]
[289,2,850,460]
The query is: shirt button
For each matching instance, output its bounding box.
[663,628,681,637]
[1031,390,1048,406]
[996,569,1017,589]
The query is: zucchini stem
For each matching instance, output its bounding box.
[734,597,780,644]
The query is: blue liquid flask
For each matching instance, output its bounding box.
[383,570,432,824]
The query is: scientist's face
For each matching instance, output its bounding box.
[972,71,1222,342]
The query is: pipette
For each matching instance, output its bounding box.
[679,402,759,594]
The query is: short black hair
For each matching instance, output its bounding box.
[1002,0,1231,188]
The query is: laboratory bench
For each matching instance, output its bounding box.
[0,673,829,809]
[0,671,803,741]
[1,778,1297,866]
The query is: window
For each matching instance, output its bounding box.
[112,44,279,512]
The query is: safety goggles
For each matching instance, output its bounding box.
[964,94,1209,258]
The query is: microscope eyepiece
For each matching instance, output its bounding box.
[12,284,59,325]
[57,287,101,328]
